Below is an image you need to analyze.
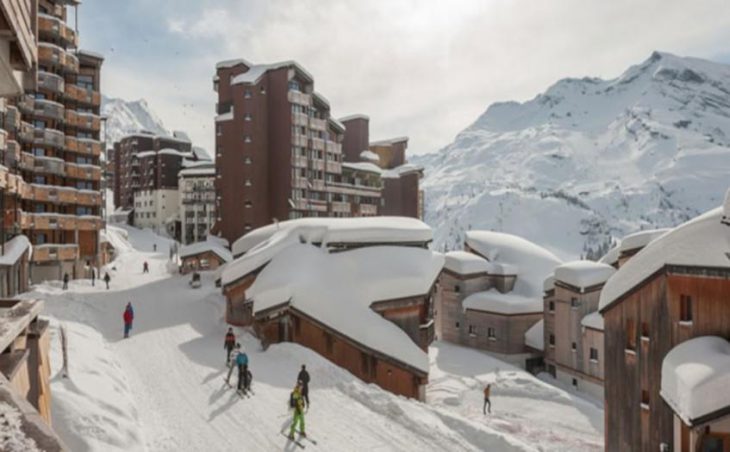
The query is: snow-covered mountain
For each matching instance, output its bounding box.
[419,51,730,260]
[101,96,168,149]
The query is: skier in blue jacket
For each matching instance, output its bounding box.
[236,348,249,392]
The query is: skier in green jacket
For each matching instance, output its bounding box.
[289,381,306,440]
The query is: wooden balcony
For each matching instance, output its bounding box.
[16,121,33,144]
[292,112,308,127]
[310,138,325,151]
[34,98,64,122]
[310,159,325,171]
[4,105,19,130]
[33,128,65,148]
[310,117,327,131]
[62,52,79,74]
[76,88,101,107]
[37,71,65,94]
[77,216,102,231]
[64,135,78,152]
[287,90,311,106]
[330,201,351,214]
[63,84,83,103]
[325,141,341,154]
[76,113,100,132]
[65,163,101,181]
[291,155,307,168]
[0,129,6,151]
[77,190,101,206]
[16,94,33,115]
[31,244,78,263]
[18,151,34,171]
[64,109,79,128]
[33,156,65,175]
[38,14,78,48]
[325,161,341,174]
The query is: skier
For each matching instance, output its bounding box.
[236,348,249,393]
[143,261,149,273]
[153,243,157,252]
[483,383,492,414]
[289,381,306,440]
[297,364,310,409]
[224,343,241,385]
[224,328,236,365]
[123,302,134,338]
[90,267,96,287]
[104,272,111,290]
[62,273,69,290]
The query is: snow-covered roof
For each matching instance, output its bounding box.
[525,320,544,350]
[342,161,382,174]
[581,312,604,331]
[598,241,621,266]
[231,217,432,258]
[180,241,232,262]
[0,235,30,266]
[619,228,671,253]
[543,274,555,292]
[443,251,492,275]
[172,131,191,142]
[247,243,443,373]
[328,117,345,133]
[462,231,562,314]
[661,336,730,425]
[381,163,424,179]
[312,91,330,107]
[215,111,233,122]
[231,60,314,86]
[206,234,229,248]
[179,166,215,177]
[158,148,192,158]
[600,207,730,311]
[370,136,408,147]
[216,58,252,69]
[554,260,616,290]
[339,114,369,122]
[192,146,212,162]
[76,49,105,61]
[135,150,156,158]
[360,150,380,163]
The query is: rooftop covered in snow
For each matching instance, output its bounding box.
[0,235,30,266]
[661,336,730,426]
[443,251,493,276]
[599,206,730,312]
[359,150,380,163]
[381,163,424,179]
[247,243,443,374]
[581,312,604,331]
[554,260,616,291]
[231,217,432,258]
[370,136,408,147]
[180,241,232,263]
[342,161,383,175]
[619,228,670,253]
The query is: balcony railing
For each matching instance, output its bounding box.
[76,88,101,107]
[16,95,34,115]
[287,91,311,106]
[292,112,308,127]
[17,122,33,143]
[291,155,307,168]
[34,98,65,122]
[330,201,351,214]
[32,244,79,263]
[65,162,101,181]
[0,130,6,152]
[18,152,34,171]
[310,118,327,131]
[76,138,102,156]
[38,14,78,47]
[325,141,341,154]
[4,105,20,131]
[38,71,65,94]
[76,113,100,132]
[33,128,65,148]
[310,138,325,151]
[33,156,65,175]
[325,161,341,174]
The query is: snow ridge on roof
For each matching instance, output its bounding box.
[180,241,232,262]
[600,207,730,311]
[619,228,671,253]
[216,58,252,69]
[554,260,616,290]
[231,60,315,86]
[360,150,380,163]
[0,235,30,266]
[339,114,369,122]
[598,241,621,266]
[370,136,408,146]
[231,217,432,258]
[443,251,492,275]
[247,243,443,373]
[661,336,730,425]
[381,163,424,179]
[525,320,544,350]
[342,161,382,174]
[581,312,604,331]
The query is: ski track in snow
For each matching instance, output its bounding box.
[25,225,603,451]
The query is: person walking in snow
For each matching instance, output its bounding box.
[123,302,134,338]
[90,267,96,287]
[143,261,149,273]
[297,365,310,409]
[104,272,111,290]
[289,381,306,440]
[62,272,69,290]
[224,328,236,365]
[236,348,249,392]
[483,383,492,414]
[225,343,241,385]
[153,243,157,252]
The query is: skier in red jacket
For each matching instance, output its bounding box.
[123,302,134,338]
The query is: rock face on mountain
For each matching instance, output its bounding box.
[418,51,730,260]
[101,96,168,150]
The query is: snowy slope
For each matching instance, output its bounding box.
[25,226,603,451]
[419,51,730,260]
[102,96,168,150]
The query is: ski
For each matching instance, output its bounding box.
[280,432,305,449]
[300,435,317,445]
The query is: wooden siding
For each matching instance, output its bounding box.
[223,273,256,326]
[180,250,225,274]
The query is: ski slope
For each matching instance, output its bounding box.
[26,225,603,451]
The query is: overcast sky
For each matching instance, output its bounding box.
[79,0,730,155]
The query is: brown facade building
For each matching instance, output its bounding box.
[0,0,106,283]
[212,58,422,246]
[599,205,730,452]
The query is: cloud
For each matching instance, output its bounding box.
[86,0,730,155]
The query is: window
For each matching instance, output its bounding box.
[244,135,252,143]
[641,389,650,410]
[245,179,252,187]
[590,348,598,362]
[244,201,252,209]
[260,85,266,94]
[641,322,650,339]
[549,334,555,347]
[455,322,460,328]
[244,157,252,165]
[454,285,460,293]
[680,295,693,323]
[626,318,637,351]
[570,297,580,308]
[571,342,577,352]
[487,327,496,340]
[548,301,555,312]
[244,113,252,121]
[572,378,578,387]
[216,124,222,136]
[468,325,476,335]
[244,89,252,99]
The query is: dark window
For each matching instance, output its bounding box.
[571,342,577,351]
[572,378,577,387]
[590,348,598,361]
[680,295,693,322]
[641,322,650,339]
[487,327,496,339]
[626,319,636,351]
[455,322,460,328]
[454,285,460,293]
[570,297,579,308]
[641,389,650,407]
[548,301,555,312]
[468,325,476,335]
[549,334,555,346]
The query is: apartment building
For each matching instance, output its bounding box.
[0,0,106,283]
[212,58,421,245]
[599,202,730,452]
[178,162,216,244]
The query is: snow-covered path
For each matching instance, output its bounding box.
[26,225,603,451]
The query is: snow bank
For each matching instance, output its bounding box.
[618,228,670,253]
[342,161,383,174]
[581,312,604,331]
[598,242,621,266]
[661,336,730,425]
[359,150,380,162]
[443,251,492,275]
[600,207,730,311]
[180,240,232,262]
[0,401,42,452]
[231,216,432,257]
[554,261,616,290]
[525,320,544,350]
[0,235,30,266]
[248,244,444,373]
[463,231,562,314]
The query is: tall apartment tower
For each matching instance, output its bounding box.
[213,59,348,244]
[0,0,104,282]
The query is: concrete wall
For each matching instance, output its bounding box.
[133,188,179,233]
